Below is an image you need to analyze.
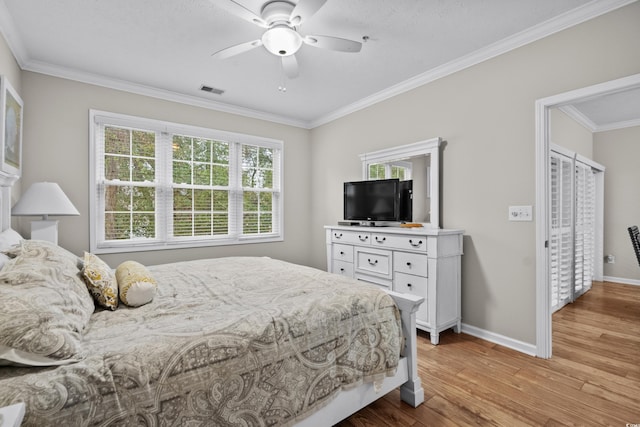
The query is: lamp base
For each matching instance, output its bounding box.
[30,220,59,245]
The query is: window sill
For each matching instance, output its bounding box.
[91,234,284,254]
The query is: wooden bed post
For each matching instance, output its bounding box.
[387,290,425,407]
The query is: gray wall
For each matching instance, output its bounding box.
[5,2,640,347]
[0,30,22,202]
[309,2,640,345]
[594,125,640,282]
[18,72,313,268]
[550,108,594,158]
[0,33,20,100]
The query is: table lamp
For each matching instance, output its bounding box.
[11,182,80,245]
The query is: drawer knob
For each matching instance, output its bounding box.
[340,251,344,255]
[359,235,369,241]
[335,233,343,239]
[340,268,345,272]
[407,283,412,288]
[375,236,386,243]
[367,258,378,266]
[406,262,412,267]
[409,239,423,247]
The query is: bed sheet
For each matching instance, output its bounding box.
[0,256,401,426]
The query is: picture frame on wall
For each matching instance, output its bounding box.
[0,75,23,177]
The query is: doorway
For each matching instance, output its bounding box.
[535,72,640,358]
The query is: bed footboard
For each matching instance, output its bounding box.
[296,290,424,426]
[387,290,425,407]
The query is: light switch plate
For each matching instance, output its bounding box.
[508,205,533,221]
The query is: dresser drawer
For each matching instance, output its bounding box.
[371,233,428,253]
[394,251,428,277]
[393,272,428,323]
[331,229,371,245]
[355,273,392,290]
[354,247,392,279]
[331,260,354,277]
[332,244,354,263]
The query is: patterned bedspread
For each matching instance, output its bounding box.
[0,257,401,426]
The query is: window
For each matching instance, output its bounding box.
[368,161,412,180]
[90,110,283,253]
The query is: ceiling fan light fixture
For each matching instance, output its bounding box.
[261,25,302,56]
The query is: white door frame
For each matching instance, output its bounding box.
[535,73,640,358]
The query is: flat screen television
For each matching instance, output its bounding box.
[343,179,412,222]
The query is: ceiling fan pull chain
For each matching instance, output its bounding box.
[278,61,287,93]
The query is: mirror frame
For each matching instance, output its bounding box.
[359,137,441,228]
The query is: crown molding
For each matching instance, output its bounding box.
[309,0,638,128]
[559,104,640,133]
[593,118,640,132]
[1,0,636,130]
[558,105,598,131]
[0,0,308,129]
[21,60,310,129]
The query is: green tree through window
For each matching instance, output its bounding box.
[172,135,230,237]
[91,111,283,253]
[104,126,156,240]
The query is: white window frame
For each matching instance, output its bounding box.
[367,160,413,180]
[89,110,284,254]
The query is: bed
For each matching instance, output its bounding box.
[0,181,424,426]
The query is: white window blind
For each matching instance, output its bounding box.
[89,110,283,253]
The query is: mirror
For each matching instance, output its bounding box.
[360,137,441,228]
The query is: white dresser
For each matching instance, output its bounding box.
[325,225,463,345]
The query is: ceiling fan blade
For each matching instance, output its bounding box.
[215,0,268,28]
[303,35,362,53]
[212,39,263,59]
[281,55,299,79]
[290,0,327,25]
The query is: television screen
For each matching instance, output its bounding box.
[344,179,399,221]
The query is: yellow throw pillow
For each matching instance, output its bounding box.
[82,252,118,310]
[116,261,157,307]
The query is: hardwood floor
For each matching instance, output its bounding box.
[336,281,640,426]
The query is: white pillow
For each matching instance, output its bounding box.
[0,228,23,269]
[0,228,23,249]
[115,261,157,307]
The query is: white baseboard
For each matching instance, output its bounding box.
[602,276,640,286]
[461,323,537,357]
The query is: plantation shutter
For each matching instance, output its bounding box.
[549,151,574,311]
[574,160,597,299]
[549,146,603,313]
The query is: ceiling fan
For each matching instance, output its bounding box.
[212,0,363,78]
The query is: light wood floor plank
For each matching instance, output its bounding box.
[335,281,640,426]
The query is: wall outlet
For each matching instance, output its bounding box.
[508,205,533,221]
[604,254,615,264]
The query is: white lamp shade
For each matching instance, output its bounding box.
[12,182,80,218]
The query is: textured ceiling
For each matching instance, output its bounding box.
[566,87,640,131]
[0,0,637,128]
